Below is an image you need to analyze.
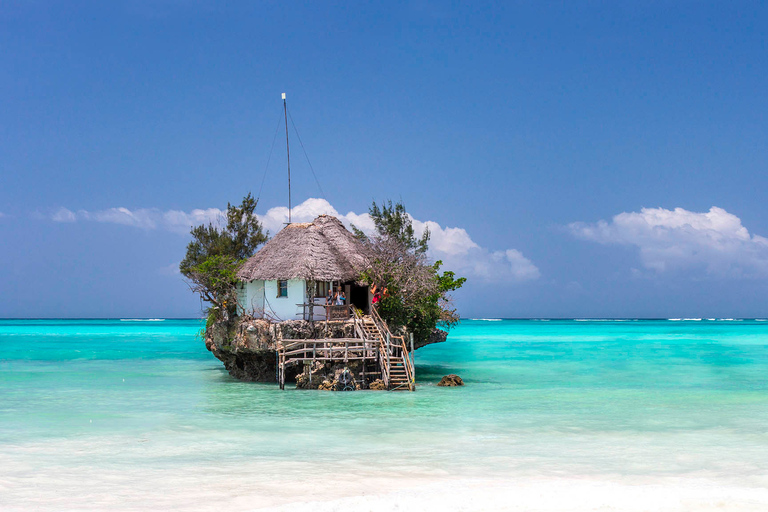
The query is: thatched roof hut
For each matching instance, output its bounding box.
[237,215,369,282]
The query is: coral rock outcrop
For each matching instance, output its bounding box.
[437,374,464,387]
[205,316,449,385]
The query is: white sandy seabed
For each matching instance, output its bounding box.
[6,464,767,511]
[258,477,768,512]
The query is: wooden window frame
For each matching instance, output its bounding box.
[277,280,288,298]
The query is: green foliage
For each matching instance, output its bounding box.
[367,200,429,255]
[436,264,467,295]
[180,224,228,277]
[224,193,267,260]
[360,200,465,341]
[375,261,465,342]
[194,255,241,300]
[179,192,267,277]
[180,193,267,321]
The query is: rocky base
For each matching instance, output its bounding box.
[205,316,449,385]
[413,327,448,350]
[295,362,366,390]
[437,374,464,387]
[205,317,356,382]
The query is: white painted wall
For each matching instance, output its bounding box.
[240,280,265,316]
[263,279,306,321]
[236,282,247,314]
[238,278,349,321]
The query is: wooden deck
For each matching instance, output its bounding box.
[297,303,351,321]
[280,338,378,366]
[276,307,415,391]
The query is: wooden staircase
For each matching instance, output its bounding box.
[356,308,415,391]
[387,357,411,391]
[276,306,415,392]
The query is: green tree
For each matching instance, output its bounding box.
[180,193,266,274]
[365,200,429,255]
[180,193,267,321]
[357,200,466,341]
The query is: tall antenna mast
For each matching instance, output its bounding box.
[282,92,292,224]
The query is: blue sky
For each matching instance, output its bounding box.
[1,1,767,318]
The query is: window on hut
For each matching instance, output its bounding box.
[277,280,288,298]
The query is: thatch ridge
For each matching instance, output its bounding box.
[237,215,369,282]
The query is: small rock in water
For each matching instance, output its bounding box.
[437,374,464,387]
[368,379,387,390]
[317,380,335,391]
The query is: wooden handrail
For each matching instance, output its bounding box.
[370,306,391,337]
[369,307,415,391]
[399,337,414,391]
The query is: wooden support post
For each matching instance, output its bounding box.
[410,333,416,391]
[410,332,415,372]
[385,332,391,388]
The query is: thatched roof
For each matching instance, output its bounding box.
[237,215,369,282]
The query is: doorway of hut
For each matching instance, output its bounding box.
[349,284,369,314]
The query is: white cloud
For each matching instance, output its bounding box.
[257,197,341,233]
[52,207,76,223]
[51,198,539,282]
[408,217,539,282]
[569,206,768,277]
[51,206,224,234]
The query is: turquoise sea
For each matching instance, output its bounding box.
[2,318,768,511]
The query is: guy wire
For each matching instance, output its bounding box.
[288,109,327,201]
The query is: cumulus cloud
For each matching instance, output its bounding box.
[51,198,539,282]
[569,206,768,277]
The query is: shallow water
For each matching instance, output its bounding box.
[2,319,768,510]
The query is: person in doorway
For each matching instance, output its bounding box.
[334,288,346,306]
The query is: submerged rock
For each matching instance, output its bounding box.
[437,374,464,387]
